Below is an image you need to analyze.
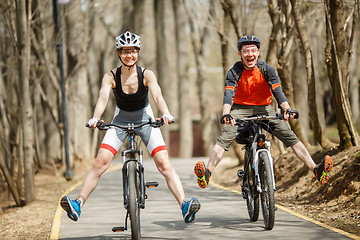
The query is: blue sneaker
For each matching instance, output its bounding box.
[182,197,200,223]
[61,196,81,221]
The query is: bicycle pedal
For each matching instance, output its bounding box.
[237,169,245,178]
[145,181,159,188]
[241,191,248,199]
[112,226,126,232]
[241,185,248,199]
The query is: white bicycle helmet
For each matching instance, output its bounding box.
[115,31,141,49]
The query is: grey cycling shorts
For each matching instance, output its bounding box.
[100,104,166,156]
[216,104,299,151]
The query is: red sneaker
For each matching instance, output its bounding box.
[314,155,333,184]
[194,161,211,188]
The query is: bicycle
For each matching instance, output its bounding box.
[231,110,298,230]
[87,118,167,240]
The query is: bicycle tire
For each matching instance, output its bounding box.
[259,151,275,230]
[244,151,259,221]
[128,160,141,239]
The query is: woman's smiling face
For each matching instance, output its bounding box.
[117,47,139,66]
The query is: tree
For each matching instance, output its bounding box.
[154,0,172,146]
[173,0,193,158]
[16,0,35,203]
[63,1,92,162]
[291,0,335,149]
[324,0,359,149]
[274,0,309,145]
[184,1,214,155]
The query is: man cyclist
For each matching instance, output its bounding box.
[61,31,200,224]
[194,35,333,189]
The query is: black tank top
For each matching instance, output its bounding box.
[111,66,149,111]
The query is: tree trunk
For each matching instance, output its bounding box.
[173,0,193,158]
[292,49,310,142]
[16,0,35,204]
[0,67,21,205]
[350,30,359,124]
[324,0,358,149]
[266,0,286,154]
[278,44,309,146]
[220,0,241,39]
[38,0,63,165]
[266,0,281,68]
[275,1,309,146]
[0,147,22,207]
[290,0,335,149]
[133,0,145,34]
[184,2,213,155]
[63,1,92,162]
[154,0,171,146]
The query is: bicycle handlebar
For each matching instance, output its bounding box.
[220,109,299,124]
[85,118,173,130]
[234,110,299,125]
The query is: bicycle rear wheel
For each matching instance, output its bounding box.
[243,151,259,221]
[128,160,141,239]
[259,152,275,230]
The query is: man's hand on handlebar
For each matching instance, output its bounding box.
[283,108,299,121]
[220,114,236,126]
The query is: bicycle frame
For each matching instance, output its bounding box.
[236,111,298,230]
[88,118,164,236]
[237,112,298,192]
[237,116,276,193]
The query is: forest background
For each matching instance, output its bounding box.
[0,0,359,238]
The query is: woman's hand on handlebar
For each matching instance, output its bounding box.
[87,118,103,128]
[161,114,175,125]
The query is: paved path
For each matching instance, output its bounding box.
[51,158,354,240]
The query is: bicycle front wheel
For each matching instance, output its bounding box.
[128,160,141,239]
[259,151,275,230]
[244,151,259,222]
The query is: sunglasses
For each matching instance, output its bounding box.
[120,49,139,55]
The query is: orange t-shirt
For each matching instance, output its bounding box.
[233,67,272,105]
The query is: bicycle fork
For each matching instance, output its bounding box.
[252,142,276,193]
[122,149,145,209]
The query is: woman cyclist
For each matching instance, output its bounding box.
[61,31,200,224]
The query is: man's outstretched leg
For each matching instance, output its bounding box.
[194,144,225,188]
[291,141,333,184]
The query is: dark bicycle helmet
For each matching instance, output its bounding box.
[237,35,261,51]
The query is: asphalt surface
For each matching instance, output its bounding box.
[52,157,353,240]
